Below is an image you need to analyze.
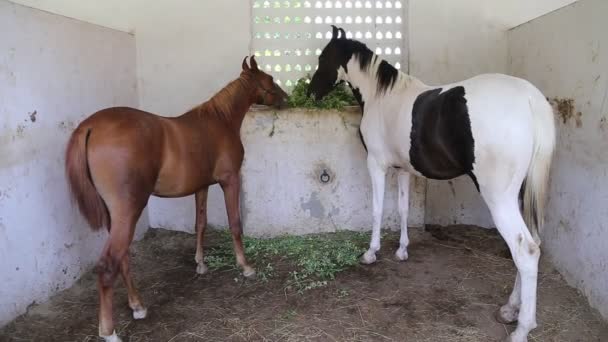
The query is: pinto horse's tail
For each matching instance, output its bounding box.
[522,91,556,244]
[65,126,109,231]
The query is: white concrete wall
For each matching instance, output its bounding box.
[241,107,425,236]
[502,0,578,29]
[8,0,580,35]
[0,1,143,326]
[409,0,509,85]
[508,0,608,319]
[8,0,134,32]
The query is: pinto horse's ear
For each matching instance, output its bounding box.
[242,56,250,71]
[338,28,346,39]
[250,55,259,71]
[331,25,339,40]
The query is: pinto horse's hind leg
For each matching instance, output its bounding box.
[484,192,539,342]
[360,155,387,265]
[496,272,522,324]
[194,187,209,275]
[220,173,256,278]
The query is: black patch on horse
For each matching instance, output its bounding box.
[358,129,367,152]
[349,85,365,111]
[353,44,373,72]
[375,60,398,94]
[355,51,398,94]
[409,86,478,191]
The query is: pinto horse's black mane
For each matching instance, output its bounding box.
[338,38,399,94]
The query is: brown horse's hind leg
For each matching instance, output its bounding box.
[220,174,255,278]
[194,187,209,274]
[120,253,147,319]
[97,240,120,342]
[97,210,141,341]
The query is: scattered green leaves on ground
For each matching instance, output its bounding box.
[204,230,369,292]
[287,75,358,110]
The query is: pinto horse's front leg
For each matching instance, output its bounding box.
[220,173,256,278]
[395,170,410,261]
[360,155,387,264]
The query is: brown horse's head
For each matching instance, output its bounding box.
[242,56,288,109]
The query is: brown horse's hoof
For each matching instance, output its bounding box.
[100,330,122,342]
[196,263,208,275]
[133,307,147,320]
[243,267,256,279]
[495,305,519,325]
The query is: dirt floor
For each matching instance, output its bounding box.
[1,226,607,342]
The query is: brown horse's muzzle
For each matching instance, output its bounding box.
[273,84,289,109]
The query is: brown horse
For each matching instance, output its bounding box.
[65,56,287,341]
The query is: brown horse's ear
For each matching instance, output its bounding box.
[250,55,259,71]
[331,25,339,40]
[338,28,346,39]
[242,56,250,71]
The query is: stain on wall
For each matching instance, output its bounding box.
[300,192,325,219]
[550,97,583,127]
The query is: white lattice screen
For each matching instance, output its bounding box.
[251,0,407,90]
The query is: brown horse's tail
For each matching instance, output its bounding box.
[65,127,109,231]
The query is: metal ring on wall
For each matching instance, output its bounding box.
[320,169,331,183]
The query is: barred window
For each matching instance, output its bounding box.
[251,0,407,90]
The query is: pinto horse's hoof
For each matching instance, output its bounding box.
[495,305,519,325]
[503,332,529,342]
[394,248,409,261]
[196,263,209,275]
[359,251,377,265]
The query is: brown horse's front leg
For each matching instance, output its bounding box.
[194,187,209,274]
[220,174,255,278]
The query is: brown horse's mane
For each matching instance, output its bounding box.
[190,73,254,121]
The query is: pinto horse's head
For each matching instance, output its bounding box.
[242,56,288,109]
[308,25,351,101]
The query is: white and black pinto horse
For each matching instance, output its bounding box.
[309,26,556,342]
